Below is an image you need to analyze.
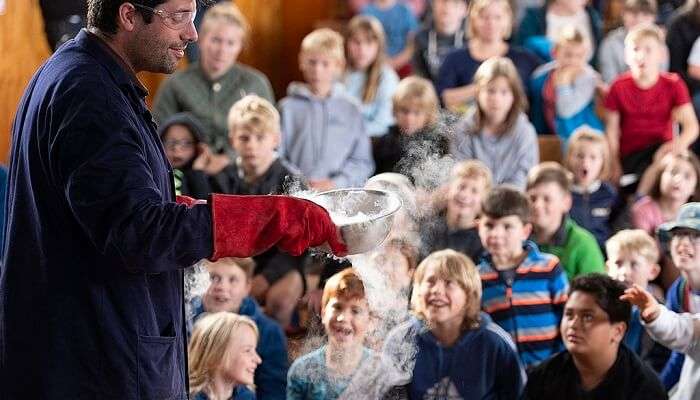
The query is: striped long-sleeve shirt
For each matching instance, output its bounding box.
[479,241,569,368]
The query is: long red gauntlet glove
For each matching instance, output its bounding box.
[208,194,347,260]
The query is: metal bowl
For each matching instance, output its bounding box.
[312,188,403,255]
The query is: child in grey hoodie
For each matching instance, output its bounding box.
[279,28,374,190]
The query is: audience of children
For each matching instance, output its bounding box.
[361,0,419,73]
[606,229,671,372]
[188,312,262,400]
[141,1,700,397]
[190,258,288,400]
[371,76,449,181]
[451,56,539,188]
[527,162,606,280]
[412,0,468,88]
[516,0,603,63]
[287,268,373,400]
[524,274,667,399]
[279,28,374,190]
[530,26,604,141]
[598,0,659,84]
[604,23,698,188]
[344,15,400,138]
[154,2,274,158]
[477,186,570,368]
[565,129,618,249]
[437,0,542,113]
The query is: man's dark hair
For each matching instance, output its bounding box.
[569,274,631,325]
[481,185,531,223]
[87,0,165,35]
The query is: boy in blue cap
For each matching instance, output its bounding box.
[623,202,700,399]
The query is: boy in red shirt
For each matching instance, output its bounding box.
[604,23,698,189]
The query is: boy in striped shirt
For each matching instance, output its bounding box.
[477,186,570,368]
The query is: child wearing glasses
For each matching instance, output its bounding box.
[158,112,214,200]
[525,274,667,399]
[623,203,700,399]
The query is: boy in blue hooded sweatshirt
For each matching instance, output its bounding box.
[279,28,374,191]
[384,249,524,399]
[191,257,288,400]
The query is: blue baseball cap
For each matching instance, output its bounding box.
[658,202,700,242]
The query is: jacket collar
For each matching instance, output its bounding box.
[79,29,149,98]
[571,180,601,194]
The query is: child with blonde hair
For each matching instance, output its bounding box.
[438,0,542,112]
[607,229,670,372]
[530,26,604,142]
[279,28,374,190]
[190,257,289,400]
[451,57,538,189]
[345,15,400,137]
[421,160,492,261]
[189,312,262,400]
[372,76,449,186]
[605,23,698,188]
[382,249,523,398]
[565,129,617,248]
[598,0,659,83]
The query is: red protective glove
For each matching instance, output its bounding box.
[209,194,347,260]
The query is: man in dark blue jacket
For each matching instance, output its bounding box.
[0,1,344,399]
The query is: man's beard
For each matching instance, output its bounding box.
[128,32,181,74]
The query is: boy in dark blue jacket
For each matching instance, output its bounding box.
[384,250,523,399]
[190,257,288,400]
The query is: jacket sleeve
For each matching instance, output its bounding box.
[505,119,538,189]
[449,117,475,161]
[555,69,599,118]
[256,321,289,400]
[330,116,375,188]
[598,34,620,84]
[285,361,307,400]
[495,338,524,400]
[256,73,276,105]
[53,83,213,273]
[151,75,180,124]
[660,280,686,389]
[644,305,700,359]
[364,69,399,137]
[436,52,463,97]
[514,8,542,47]
[549,262,570,327]
[574,234,606,276]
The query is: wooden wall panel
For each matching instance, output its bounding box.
[0,0,52,164]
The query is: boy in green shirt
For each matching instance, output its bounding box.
[527,162,605,280]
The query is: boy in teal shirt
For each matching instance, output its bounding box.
[527,162,605,280]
